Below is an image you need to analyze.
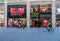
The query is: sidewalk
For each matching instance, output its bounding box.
[0,27,60,41]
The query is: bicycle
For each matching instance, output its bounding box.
[48,27,54,32]
[43,27,54,32]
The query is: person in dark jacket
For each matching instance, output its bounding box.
[48,19,52,31]
[17,20,24,28]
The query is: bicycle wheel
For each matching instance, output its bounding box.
[50,28,54,31]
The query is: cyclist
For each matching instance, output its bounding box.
[48,21,52,31]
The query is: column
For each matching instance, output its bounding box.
[4,0,7,27]
[52,0,56,27]
[27,1,30,28]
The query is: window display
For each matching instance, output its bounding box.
[30,5,39,14]
[0,8,4,27]
[56,14,60,27]
[39,5,52,14]
[30,4,52,27]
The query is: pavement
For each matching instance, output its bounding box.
[0,27,60,41]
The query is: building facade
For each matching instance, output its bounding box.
[0,0,60,28]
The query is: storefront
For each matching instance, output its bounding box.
[30,1,52,28]
[0,0,58,28]
[7,2,27,28]
[0,0,4,27]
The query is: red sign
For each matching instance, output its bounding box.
[10,8,25,15]
[10,8,16,14]
[18,8,24,14]
[40,6,43,11]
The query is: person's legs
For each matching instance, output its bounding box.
[48,27,50,31]
[48,27,52,31]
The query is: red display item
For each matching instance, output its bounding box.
[40,6,43,11]
[43,19,48,27]
[18,8,24,14]
[10,8,17,14]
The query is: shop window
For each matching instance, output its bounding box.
[56,14,60,27]
[56,4,60,12]
[0,4,4,27]
[7,5,26,28]
[30,3,52,28]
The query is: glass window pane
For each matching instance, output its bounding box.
[7,4,27,28]
[0,3,4,27]
[56,14,60,27]
[30,2,52,28]
[56,4,60,12]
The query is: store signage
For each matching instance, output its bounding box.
[18,8,24,14]
[10,8,16,14]
[10,8,25,15]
